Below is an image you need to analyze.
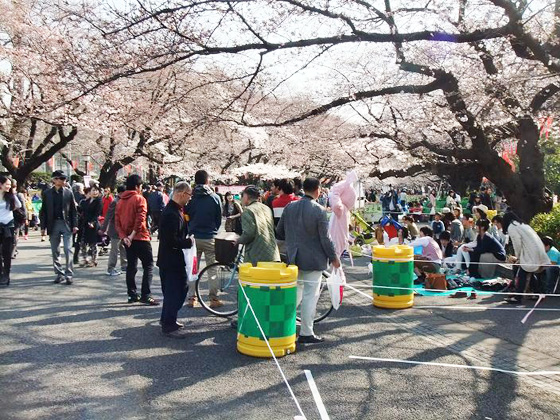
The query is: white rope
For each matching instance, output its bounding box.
[349,356,560,376]
[238,279,307,419]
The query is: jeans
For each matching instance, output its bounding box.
[297,270,323,337]
[160,267,188,332]
[187,238,218,299]
[125,240,153,298]
[150,211,162,234]
[544,266,560,294]
[515,267,542,295]
[50,220,73,278]
[108,237,127,272]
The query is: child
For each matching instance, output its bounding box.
[431,213,445,240]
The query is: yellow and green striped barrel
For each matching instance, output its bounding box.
[372,245,414,309]
[237,262,298,358]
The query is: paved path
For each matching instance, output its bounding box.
[1,233,560,419]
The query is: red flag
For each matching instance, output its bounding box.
[125,165,132,175]
[12,157,19,167]
[72,161,78,170]
[48,157,55,168]
[88,162,94,172]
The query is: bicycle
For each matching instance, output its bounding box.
[195,247,334,322]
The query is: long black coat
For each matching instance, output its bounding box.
[81,197,102,244]
[157,201,192,271]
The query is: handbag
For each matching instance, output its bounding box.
[327,266,346,310]
[183,238,198,283]
[425,273,447,291]
[13,207,26,226]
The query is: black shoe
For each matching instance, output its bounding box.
[298,334,325,344]
[163,329,187,339]
[230,320,238,329]
[65,277,73,285]
[54,275,64,284]
[139,296,160,306]
[159,321,184,329]
[128,294,140,304]
[0,275,9,286]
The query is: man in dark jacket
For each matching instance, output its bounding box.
[184,170,222,308]
[39,170,78,284]
[277,177,340,344]
[157,182,193,338]
[465,219,506,278]
[148,182,166,235]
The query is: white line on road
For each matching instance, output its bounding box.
[349,356,560,376]
[304,370,330,420]
[414,305,560,312]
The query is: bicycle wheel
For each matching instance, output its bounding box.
[195,262,239,317]
[296,272,334,324]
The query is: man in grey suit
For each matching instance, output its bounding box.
[40,171,78,284]
[277,177,340,344]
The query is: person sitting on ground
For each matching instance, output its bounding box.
[451,215,478,272]
[502,212,550,304]
[541,236,560,294]
[410,226,443,282]
[402,215,419,239]
[472,204,489,221]
[439,231,454,259]
[236,186,280,266]
[464,219,506,279]
[446,211,464,244]
[387,226,410,246]
[453,207,463,221]
[431,212,445,241]
[490,214,507,247]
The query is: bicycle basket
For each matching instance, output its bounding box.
[214,234,239,265]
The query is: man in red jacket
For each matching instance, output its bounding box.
[115,174,159,305]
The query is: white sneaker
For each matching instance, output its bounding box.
[106,269,121,276]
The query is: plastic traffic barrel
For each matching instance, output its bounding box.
[372,245,414,309]
[237,262,298,358]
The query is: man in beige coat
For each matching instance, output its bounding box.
[237,186,280,265]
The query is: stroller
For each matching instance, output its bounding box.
[350,212,377,246]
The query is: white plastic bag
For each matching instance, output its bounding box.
[327,266,346,310]
[183,237,198,282]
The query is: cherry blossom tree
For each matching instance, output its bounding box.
[61,0,560,219]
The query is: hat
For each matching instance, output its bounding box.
[51,170,67,179]
[156,181,164,187]
[473,204,488,214]
[442,207,451,214]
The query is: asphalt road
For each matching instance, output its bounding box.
[1,233,560,420]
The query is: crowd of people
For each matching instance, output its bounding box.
[0,170,558,343]
[369,195,557,303]
[0,170,339,344]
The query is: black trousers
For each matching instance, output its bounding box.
[160,267,188,332]
[125,240,153,298]
[0,234,14,276]
[150,211,162,234]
